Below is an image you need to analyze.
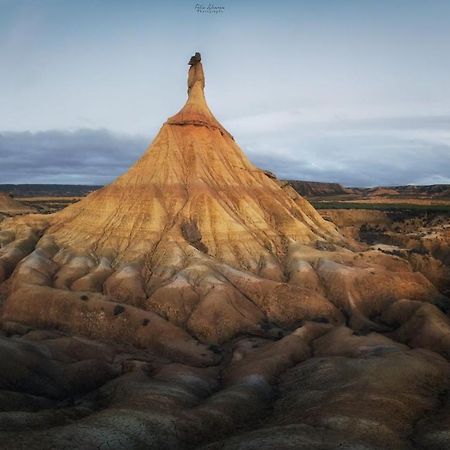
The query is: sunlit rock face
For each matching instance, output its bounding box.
[0,54,450,449]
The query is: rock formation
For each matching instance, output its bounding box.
[0,52,348,352]
[287,180,349,197]
[0,53,449,449]
[0,192,36,216]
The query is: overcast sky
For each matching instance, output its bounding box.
[1,0,449,186]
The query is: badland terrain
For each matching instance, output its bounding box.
[0,55,449,449]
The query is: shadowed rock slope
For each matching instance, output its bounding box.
[1,53,450,449]
[287,180,348,197]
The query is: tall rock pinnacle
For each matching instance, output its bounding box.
[168,52,225,133]
[187,52,204,92]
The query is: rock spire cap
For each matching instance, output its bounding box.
[188,52,201,66]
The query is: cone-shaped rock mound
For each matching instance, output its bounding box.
[0,53,448,367]
[47,55,340,266]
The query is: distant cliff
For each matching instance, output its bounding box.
[0,184,101,197]
[1,182,448,199]
[350,184,450,198]
[286,180,348,197]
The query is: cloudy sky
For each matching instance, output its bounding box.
[1,0,449,186]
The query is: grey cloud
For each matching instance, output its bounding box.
[242,133,450,187]
[0,129,149,184]
[225,111,450,137]
[0,123,449,188]
[231,113,450,187]
[341,114,450,131]
[303,114,450,134]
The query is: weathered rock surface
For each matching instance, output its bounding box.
[0,324,448,449]
[321,208,450,295]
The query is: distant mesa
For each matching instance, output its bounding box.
[287,180,349,197]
